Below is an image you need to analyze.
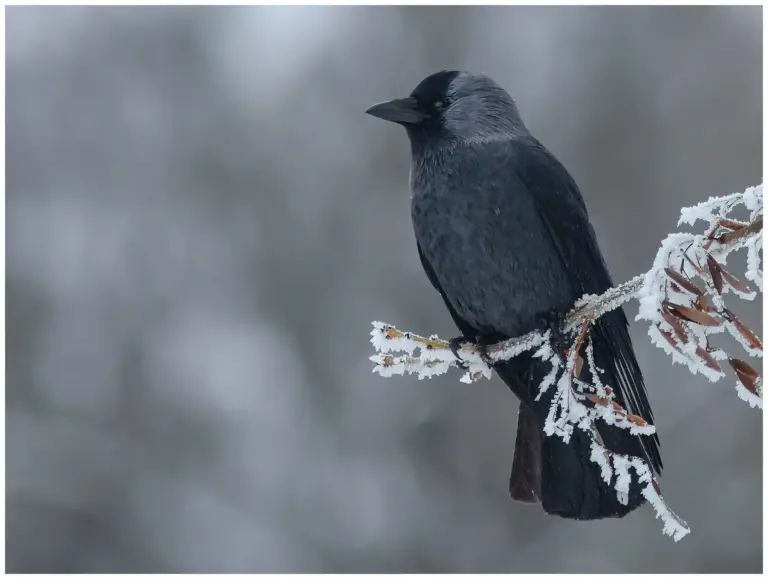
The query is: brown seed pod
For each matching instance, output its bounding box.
[729,358,761,395]
[661,305,689,343]
[720,268,755,295]
[707,254,723,295]
[658,327,684,353]
[724,310,763,351]
[668,304,721,327]
[695,346,721,372]
[717,218,748,231]
[664,267,703,295]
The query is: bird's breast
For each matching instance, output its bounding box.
[410,156,574,337]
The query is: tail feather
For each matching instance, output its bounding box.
[498,355,647,520]
[509,404,541,503]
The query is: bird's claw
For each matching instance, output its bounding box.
[474,334,496,366]
[448,336,471,368]
[449,334,496,368]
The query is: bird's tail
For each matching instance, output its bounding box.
[497,355,647,520]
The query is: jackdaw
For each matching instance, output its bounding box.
[366,70,661,520]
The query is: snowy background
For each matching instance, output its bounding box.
[6,6,762,573]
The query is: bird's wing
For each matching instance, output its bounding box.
[508,137,662,474]
[417,241,478,339]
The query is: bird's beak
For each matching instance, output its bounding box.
[365,97,427,125]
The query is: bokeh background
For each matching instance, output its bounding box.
[6,5,763,573]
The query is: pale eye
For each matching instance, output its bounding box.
[433,100,448,112]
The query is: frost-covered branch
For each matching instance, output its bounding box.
[637,184,763,408]
[369,184,763,542]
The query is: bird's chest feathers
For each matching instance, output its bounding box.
[410,163,513,265]
[410,155,572,335]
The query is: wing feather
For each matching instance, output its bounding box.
[509,137,662,473]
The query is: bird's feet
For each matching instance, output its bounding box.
[448,334,496,367]
[448,336,473,368]
[534,308,570,361]
[474,333,497,366]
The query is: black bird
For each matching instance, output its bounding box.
[366,71,661,520]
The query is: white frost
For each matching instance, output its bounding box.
[735,381,763,409]
[638,185,762,391]
[641,482,691,542]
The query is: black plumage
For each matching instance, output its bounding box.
[367,70,660,520]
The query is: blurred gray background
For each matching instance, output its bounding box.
[6,5,763,573]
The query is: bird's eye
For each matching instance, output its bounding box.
[433,99,449,112]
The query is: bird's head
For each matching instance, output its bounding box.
[366,70,527,145]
